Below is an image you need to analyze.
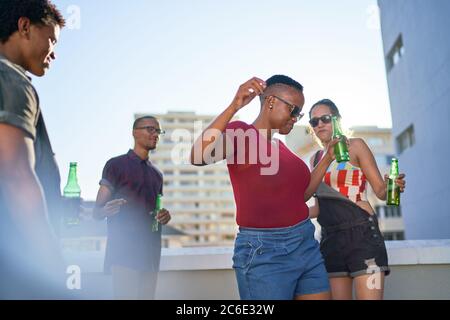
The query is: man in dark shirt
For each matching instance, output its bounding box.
[0,0,67,299]
[94,116,171,300]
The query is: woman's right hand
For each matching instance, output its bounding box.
[322,138,341,163]
[230,77,266,112]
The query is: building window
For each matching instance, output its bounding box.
[385,205,402,218]
[386,34,405,72]
[180,180,198,186]
[376,205,402,218]
[396,125,415,154]
[180,170,197,176]
[375,206,383,218]
[383,231,405,241]
[221,213,234,219]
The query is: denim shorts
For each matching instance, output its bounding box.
[232,219,330,300]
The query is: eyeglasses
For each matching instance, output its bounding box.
[135,126,166,135]
[271,95,304,120]
[309,115,333,128]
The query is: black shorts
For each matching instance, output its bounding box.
[320,214,390,278]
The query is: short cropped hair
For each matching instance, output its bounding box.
[133,116,158,129]
[266,75,304,93]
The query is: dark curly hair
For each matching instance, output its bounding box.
[0,0,66,43]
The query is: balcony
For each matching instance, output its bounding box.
[63,240,450,300]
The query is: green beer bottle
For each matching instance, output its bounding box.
[63,162,81,226]
[331,116,350,163]
[152,194,162,232]
[387,158,400,206]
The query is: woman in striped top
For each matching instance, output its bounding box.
[308,99,406,300]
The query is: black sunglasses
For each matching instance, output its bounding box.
[309,115,332,128]
[271,95,304,120]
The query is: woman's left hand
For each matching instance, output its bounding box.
[384,173,406,193]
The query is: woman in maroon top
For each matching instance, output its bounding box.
[191,75,339,300]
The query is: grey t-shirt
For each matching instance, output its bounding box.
[0,54,40,139]
[0,53,63,265]
[0,54,62,228]
[0,54,65,298]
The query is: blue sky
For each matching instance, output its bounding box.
[32,0,391,200]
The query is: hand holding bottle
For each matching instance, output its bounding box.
[322,138,341,163]
[386,158,405,206]
[384,174,406,193]
[156,208,171,225]
[331,116,350,163]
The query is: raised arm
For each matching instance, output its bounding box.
[304,139,339,201]
[190,77,266,166]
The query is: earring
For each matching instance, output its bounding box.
[269,105,274,110]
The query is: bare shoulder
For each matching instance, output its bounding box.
[349,137,369,150]
[348,138,372,166]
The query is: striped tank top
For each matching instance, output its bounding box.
[315,151,368,203]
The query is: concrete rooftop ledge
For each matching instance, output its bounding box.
[386,239,450,265]
[161,240,450,271]
[61,240,450,299]
[63,240,450,274]
[161,247,233,271]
